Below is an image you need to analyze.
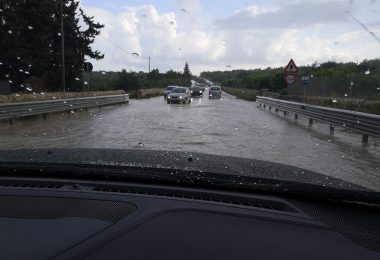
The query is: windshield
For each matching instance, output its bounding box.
[171,88,186,93]
[0,0,379,197]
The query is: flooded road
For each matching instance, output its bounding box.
[0,92,379,190]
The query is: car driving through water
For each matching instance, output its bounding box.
[209,86,222,99]
[190,86,204,97]
[167,87,191,104]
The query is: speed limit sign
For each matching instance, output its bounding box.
[285,74,296,85]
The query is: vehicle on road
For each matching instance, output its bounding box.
[167,87,191,104]
[164,86,177,99]
[190,86,204,97]
[209,86,222,99]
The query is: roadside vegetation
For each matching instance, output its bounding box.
[0,91,125,104]
[223,88,257,101]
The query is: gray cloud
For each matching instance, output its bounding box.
[215,1,351,30]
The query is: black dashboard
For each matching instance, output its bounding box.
[0,176,379,260]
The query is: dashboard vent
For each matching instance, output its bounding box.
[0,181,64,190]
[92,185,297,213]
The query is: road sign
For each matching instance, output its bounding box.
[285,74,296,85]
[284,59,298,74]
[302,76,310,85]
[84,62,93,72]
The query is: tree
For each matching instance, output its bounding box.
[183,62,192,87]
[0,0,104,92]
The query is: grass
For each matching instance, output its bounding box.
[263,93,380,115]
[223,87,380,114]
[0,90,126,104]
[223,87,258,101]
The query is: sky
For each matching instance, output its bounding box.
[80,0,380,75]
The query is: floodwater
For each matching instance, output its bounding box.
[0,91,379,191]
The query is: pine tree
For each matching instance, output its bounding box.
[0,0,104,92]
[183,62,192,87]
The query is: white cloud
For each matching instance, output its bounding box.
[81,1,380,74]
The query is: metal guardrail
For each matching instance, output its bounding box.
[256,96,380,142]
[0,94,129,121]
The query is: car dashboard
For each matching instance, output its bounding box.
[0,176,379,260]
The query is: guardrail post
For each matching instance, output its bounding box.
[9,118,13,125]
[309,118,313,126]
[263,104,266,109]
[295,114,298,120]
[362,134,369,143]
[269,106,271,111]
[84,107,88,111]
[283,111,287,116]
[275,108,278,113]
[330,124,335,134]
[43,114,47,120]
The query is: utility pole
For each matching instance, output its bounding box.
[148,56,151,88]
[60,0,66,92]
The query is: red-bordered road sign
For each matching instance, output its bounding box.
[284,59,298,74]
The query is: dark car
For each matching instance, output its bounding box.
[190,86,204,97]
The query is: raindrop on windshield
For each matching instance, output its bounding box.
[138,143,144,147]
[332,99,338,103]
[17,57,21,60]
[8,80,13,83]
[101,72,106,75]
[84,81,88,85]
[27,25,33,30]
[75,77,80,81]
[26,87,32,92]
[15,93,20,97]
[70,110,75,114]
[344,93,348,97]
[40,92,45,95]
[8,30,12,34]
[262,125,267,128]
[57,32,61,36]
[365,69,371,75]
[24,71,30,75]
[18,69,23,72]
[0,62,2,65]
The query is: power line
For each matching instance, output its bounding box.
[99,34,133,56]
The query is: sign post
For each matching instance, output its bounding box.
[301,76,310,96]
[284,59,298,96]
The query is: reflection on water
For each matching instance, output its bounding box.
[0,92,379,190]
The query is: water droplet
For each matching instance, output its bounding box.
[17,57,21,60]
[27,25,33,30]
[8,80,13,83]
[365,69,371,75]
[350,82,354,86]
[84,81,88,85]
[234,128,239,130]
[75,77,80,81]
[26,87,32,92]
[0,62,2,65]
[15,93,20,97]
[8,30,12,34]
[63,101,67,104]
[138,143,144,146]
[24,71,30,75]
[332,99,338,103]
[344,93,348,97]
[18,69,23,72]
[357,120,360,123]
[57,32,61,36]
[28,108,32,112]
[262,125,267,128]
[40,92,45,95]
[101,71,106,75]
[70,110,75,114]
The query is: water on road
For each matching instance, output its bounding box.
[0,92,379,190]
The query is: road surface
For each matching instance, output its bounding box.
[0,91,379,191]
